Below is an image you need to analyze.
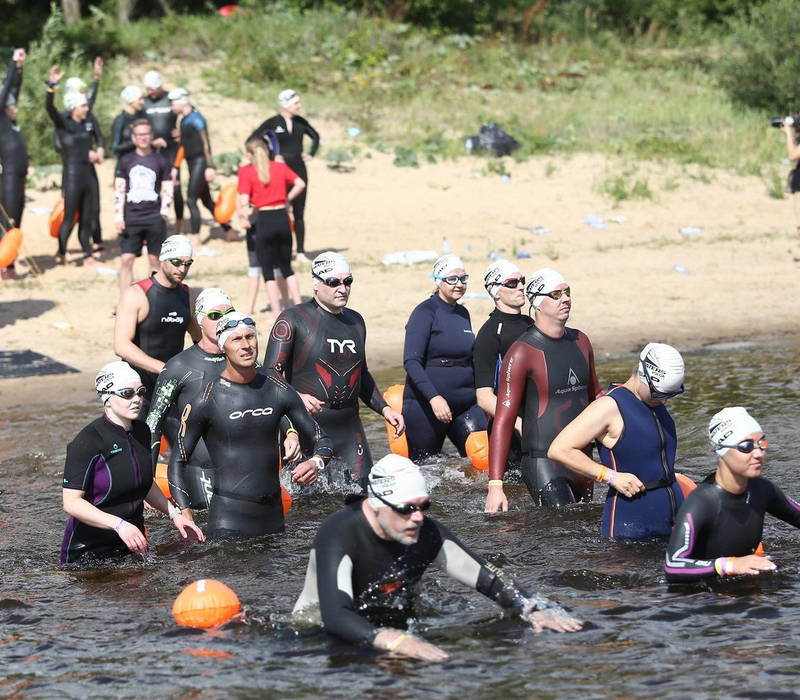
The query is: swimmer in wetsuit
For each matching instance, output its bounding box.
[60,361,203,564]
[664,407,800,582]
[0,49,28,279]
[264,252,404,485]
[549,343,687,538]
[171,313,332,537]
[110,85,146,166]
[293,455,582,661]
[113,235,201,406]
[402,254,488,463]
[472,259,533,459]
[249,89,319,262]
[486,268,602,512]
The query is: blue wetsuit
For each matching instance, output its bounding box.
[402,294,487,460]
[597,385,683,539]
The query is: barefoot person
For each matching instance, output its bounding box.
[293,455,582,661]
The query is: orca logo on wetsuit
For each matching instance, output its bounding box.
[326,338,357,354]
[229,407,274,420]
[162,311,185,324]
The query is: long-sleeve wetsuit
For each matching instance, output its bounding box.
[249,114,319,254]
[489,324,601,506]
[110,109,146,163]
[170,371,333,537]
[402,294,487,461]
[664,477,800,583]
[293,497,555,645]
[176,108,215,235]
[264,300,387,484]
[0,61,27,269]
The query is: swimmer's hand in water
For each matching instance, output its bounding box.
[291,457,319,486]
[484,484,508,513]
[115,520,148,554]
[172,513,205,542]
[283,432,301,462]
[527,609,583,633]
[382,406,405,438]
[299,393,324,415]
[374,628,449,662]
[429,396,452,423]
[730,554,777,576]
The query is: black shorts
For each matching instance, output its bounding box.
[120,218,166,257]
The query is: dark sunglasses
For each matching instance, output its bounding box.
[719,437,768,454]
[369,486,431,515]
[435,274,469,285]
[168,258,193,268]
[640,359,685,400]
[499,276,525,289]
[313,273,353,288]
[530,287,571,301]
[108,386,147,400]
[215,316,256,335]
[200,308,234,322]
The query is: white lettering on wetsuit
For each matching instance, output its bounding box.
[229,407,274,420]
[161,311,185,324]
[326,338,357,354]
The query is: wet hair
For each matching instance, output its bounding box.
[245,138,273,186]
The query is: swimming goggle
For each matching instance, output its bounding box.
[369,486,431,515]
[200,308,234,322]
[168,258,193,268]
[108,386,147,400]
[498,276,525,289]
[215,316,256,335]
[313,273,353,288]
[434,274,469,285]
[639,358,685,400]
[529,287,571,301]
[718,438,769,454]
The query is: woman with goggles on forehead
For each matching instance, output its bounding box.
[548,343,686,539]
[401,254,488,464]
[665,407,800,582]
[60,361,204,564]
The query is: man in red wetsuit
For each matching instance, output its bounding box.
[485,267,601,512]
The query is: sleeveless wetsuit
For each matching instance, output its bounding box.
[264,300,387,485]
[132,275,191,400]
[489,325,601,506]
[249,114,319,254]
[293,496,553,645]
[177,108,215,235]
[143,91,183,220]
[170,371,333,537]
[60,416,153,563]
[116,150,170,257]
[597,385,683,538]
[0,61,27,270]
[664,477,800,582]
[145,344,226,509]
[402,294,487,461]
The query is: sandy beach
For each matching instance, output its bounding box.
[1,83,798,410]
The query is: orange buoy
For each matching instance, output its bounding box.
[382,384,409,458]
[214,182,237,224]
[159,435,169,455]
[465,430,489,470]
[172,579,240,629]
[0,227,22,267]
[675,472,696,499]
[154,462,171,499]
[48,199,78,238]
[218,4,239,16]
[281,485,292,514]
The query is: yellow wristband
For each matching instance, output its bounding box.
[488,479,504,486]
[286,428,298,436]
[596,466,607,483]
[387,633,409,651]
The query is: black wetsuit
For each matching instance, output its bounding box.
[60,416,153,563]
[177,109,215,234]
[293,497,554,645]
[664,477,800,582]
[170,371,333,537]
[145,344,226,509]
[249,115,319,254]
[144,91,183,220]
[110,109,146,164]
[46,89,105,257]
[489,325,601,506]
[264,300,387,484]
[132,275,191,400]
[0,61,27,270]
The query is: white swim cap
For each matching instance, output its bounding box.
[168,87,190,104]
[159,234,193,261]
[65,76,86,93]
[637,343,685,397]
[484,259,521,298]
[278,89,300,108]
[216,311,256,350]
[120,85,142,104]
[526,267,566,308]
[63,91,88,111]
[312,251,350,280]
[95,361,141,404]
[367,455,429,509]
[432,254,465,279]
[709,407,762,456]
[195,287,234,325]
[143,70,162,89]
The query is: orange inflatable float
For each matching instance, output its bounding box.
[214,182,237,224]
[465,430,489,470]
[0,227,22,267]
[172,579,241,629]
[48,198,78,238]
[154,462,171,500]
[382,384,409,457]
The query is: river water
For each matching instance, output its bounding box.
[1,342,798,698]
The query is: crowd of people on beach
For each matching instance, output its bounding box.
[2,48,799,661]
